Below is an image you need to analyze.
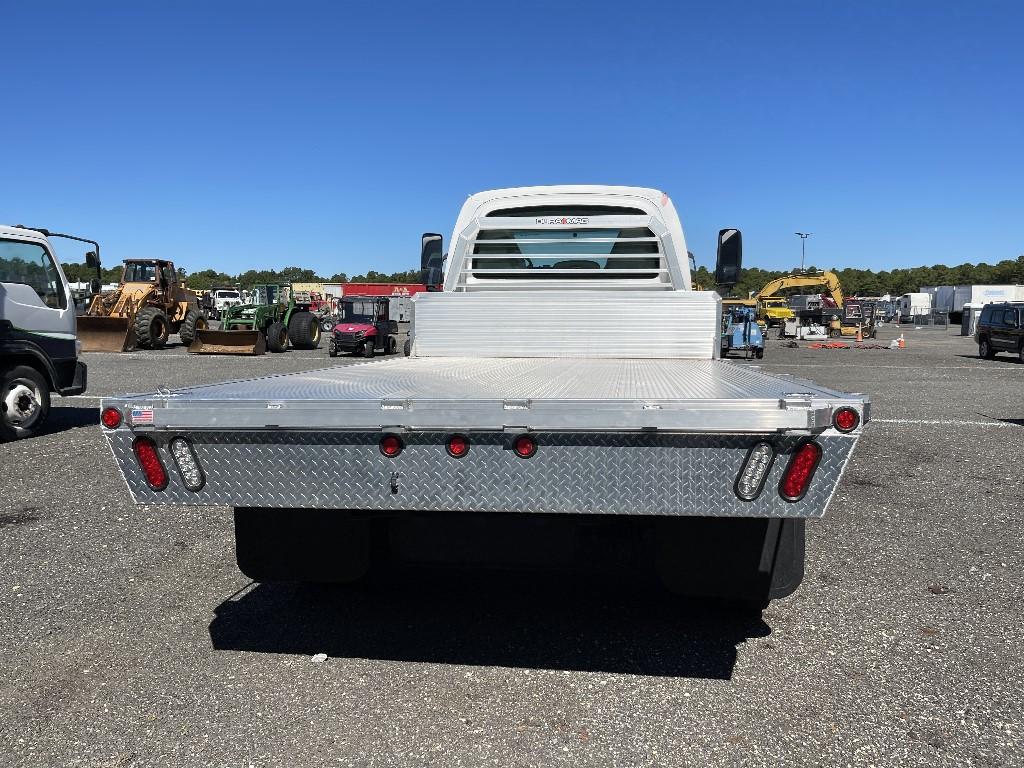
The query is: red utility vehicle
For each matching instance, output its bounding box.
[328,296,399,357]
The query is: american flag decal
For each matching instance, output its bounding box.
[130,407,154,425]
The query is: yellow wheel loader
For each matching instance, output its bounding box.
[78,259,207,352]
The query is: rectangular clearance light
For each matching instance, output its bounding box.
[735,442,775,501]
[169,437,205,491]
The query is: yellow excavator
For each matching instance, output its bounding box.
[723,270,846,326]
[78,259,206,352]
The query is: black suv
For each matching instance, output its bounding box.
[975,302,1024,361]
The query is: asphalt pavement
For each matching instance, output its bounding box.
[1,325,1022,767]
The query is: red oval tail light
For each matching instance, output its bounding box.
[132,437,169,491]
[779,441,822,502]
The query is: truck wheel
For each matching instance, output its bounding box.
[135,307,170,349]
[979,338,995,359]
[178,309,206,346]
[403,339,412,357]
[362,340,375,358]
[828,328,841,338]
[655,517,804,609]
[0,365,51,441]
[266,321,289,353]
[755,347,764,359]
[321,319,335,333]
[288,311,322,350]
[387,336,397,355]
[234,508,370,583]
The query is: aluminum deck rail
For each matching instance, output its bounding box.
[104,357,869,434]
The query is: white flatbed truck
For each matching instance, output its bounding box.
[100,186,869,606]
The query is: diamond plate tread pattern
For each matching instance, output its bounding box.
[107,430,857,518]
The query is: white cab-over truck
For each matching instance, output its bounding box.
[1,225,100,440]
[101,186,869,606]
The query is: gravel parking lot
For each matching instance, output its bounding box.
[1,326,1022,767]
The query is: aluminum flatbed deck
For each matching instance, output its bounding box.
[104,357,868,434]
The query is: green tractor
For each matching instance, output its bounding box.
[189,284,322,355]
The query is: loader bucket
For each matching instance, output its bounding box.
[188,328,266,355]
[77,316,137,353]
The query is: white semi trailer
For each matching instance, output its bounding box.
[100,186,869,607]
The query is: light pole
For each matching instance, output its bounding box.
[794,232,813,272]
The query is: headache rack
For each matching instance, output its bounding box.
[448,215,685,291]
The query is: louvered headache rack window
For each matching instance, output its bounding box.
[460,205,666,284]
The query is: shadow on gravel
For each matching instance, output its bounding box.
[33,406,97,436]
[209,569,769,679]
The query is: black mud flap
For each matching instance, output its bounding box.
[654,517,805,604]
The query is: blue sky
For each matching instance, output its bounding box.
[2,1,1021,276]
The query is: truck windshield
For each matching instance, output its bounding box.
[341,300,376,322]
[0,239,67,309]
[471,227,660,279]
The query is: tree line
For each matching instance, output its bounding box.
[693,255,1024,298]
[61,256,1023,296]
[60,262,421,291]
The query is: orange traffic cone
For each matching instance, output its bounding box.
[856,324,863,343]
[898,333,905,349]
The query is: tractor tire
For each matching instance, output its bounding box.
[1,364,50,441]
[135,307,170,349]
[387,336,397,355]
[266,321,289,353]
[177,309,206,346]
[288,311,322,350]
[828,329,841,338]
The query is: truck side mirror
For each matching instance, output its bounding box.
[420,233,444,290]
[86,251,99,269]
[715,229,742,287]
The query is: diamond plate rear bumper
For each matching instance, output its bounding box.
[104,429,859,518]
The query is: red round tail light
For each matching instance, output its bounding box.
[132,437,168,491]
[513,435,537,459]
[379,434,403,458]
[101,407,122,429]
[447,434,470,458]
[779,441,822,502]
[833,407,860,433]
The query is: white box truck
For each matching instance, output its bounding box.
[1,225,99,439]
[99,186,869,607]
[898,292,933,320]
